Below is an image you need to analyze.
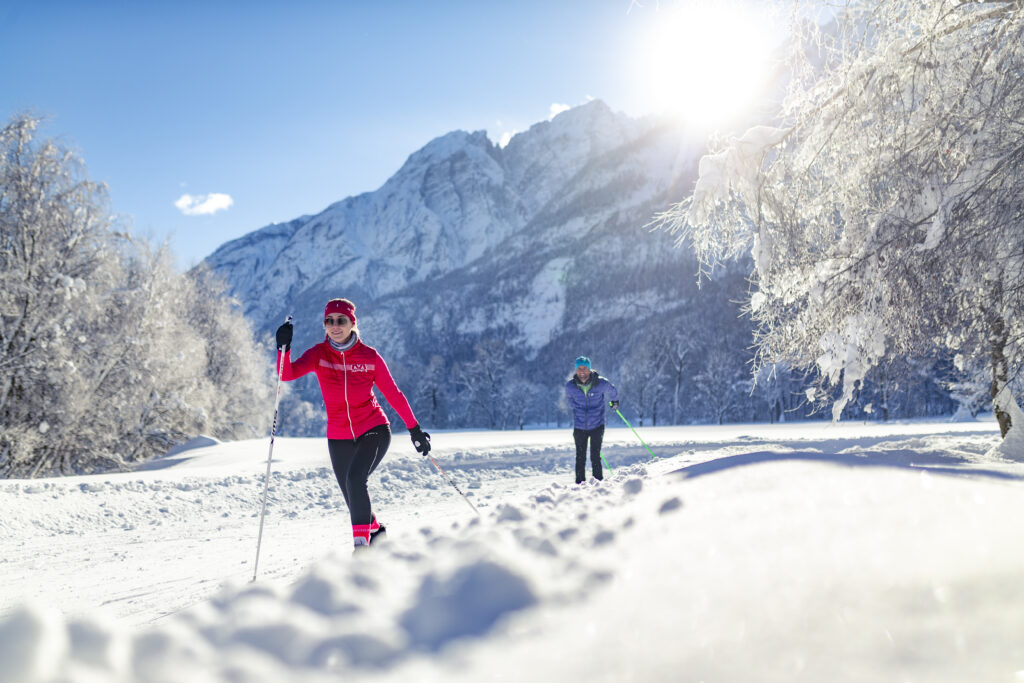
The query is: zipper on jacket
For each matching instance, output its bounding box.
[575,377,590,430]
[584,383,589,429]
[342,350,355,440]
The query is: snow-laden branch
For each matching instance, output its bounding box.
[656,0,1024,437]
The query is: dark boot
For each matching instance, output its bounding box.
[369,515,387,545]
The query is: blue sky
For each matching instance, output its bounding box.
[1,1,781,268]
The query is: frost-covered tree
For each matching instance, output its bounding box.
[617,341,668,427]
[658,1,1024,449]
[693,347,750,425]
[0,114,272,477]
[183,264,275,440]
[641,314,698,424]
[451,339,528,429]
[411,354,450,429]
[0,114,123,474]
[753,362,799,423]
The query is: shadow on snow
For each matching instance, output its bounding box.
[669,448,1020,482]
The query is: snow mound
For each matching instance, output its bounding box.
[400,558,537,651]
[0,603,68,683]
[0,457,667,682]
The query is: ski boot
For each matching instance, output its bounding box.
[369,515,387,546]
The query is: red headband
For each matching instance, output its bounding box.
[324,300,356,325]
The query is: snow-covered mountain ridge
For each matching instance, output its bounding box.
[201,101,710,432]
[204,101,665,323]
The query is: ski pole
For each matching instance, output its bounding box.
[612,403,658,459]
[599,452,613,473]
[425,453,481,517]
[253,315,292,582]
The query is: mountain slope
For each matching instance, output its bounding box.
[203,101,713,432]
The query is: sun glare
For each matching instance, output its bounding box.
[636,1,777,130]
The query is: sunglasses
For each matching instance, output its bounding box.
[324,317,350,326]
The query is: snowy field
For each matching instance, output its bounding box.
[2,418,1024,682]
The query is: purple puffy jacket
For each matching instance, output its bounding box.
[565,372,619,430]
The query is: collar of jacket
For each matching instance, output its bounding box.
[572,371,600,387]
[324,337,362,356]
[325,330,361,354]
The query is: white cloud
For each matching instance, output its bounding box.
[498,131,515,148]
[549,103,571,120]
[174,193,233,216]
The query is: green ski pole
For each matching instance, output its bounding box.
[599,451,613,473]
[612,402,657,459]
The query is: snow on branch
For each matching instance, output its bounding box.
[656,0,1024,432]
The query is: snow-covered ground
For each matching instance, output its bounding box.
[2,418,1023,682]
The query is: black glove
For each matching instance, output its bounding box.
[410,424,431,455]
[609,401,619,410]
[275,321,293,351]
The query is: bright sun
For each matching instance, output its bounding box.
[636,1,777,129]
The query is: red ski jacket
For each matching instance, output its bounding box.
[278,339,418,440]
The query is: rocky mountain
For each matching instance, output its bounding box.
[202,100,739,432]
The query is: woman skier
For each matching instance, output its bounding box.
[274,298,431,551]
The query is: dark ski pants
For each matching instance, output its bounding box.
[573,425,604,484]
[328,425,391,526]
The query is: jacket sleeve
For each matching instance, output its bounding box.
[372,350,418,429]
[605,379,619,403]
[278,346,318,382]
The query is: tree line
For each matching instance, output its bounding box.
[0,115,272,477]
[276,258,961,437]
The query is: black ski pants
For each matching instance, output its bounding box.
[327,424,391,526]
[573,425,604,484]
